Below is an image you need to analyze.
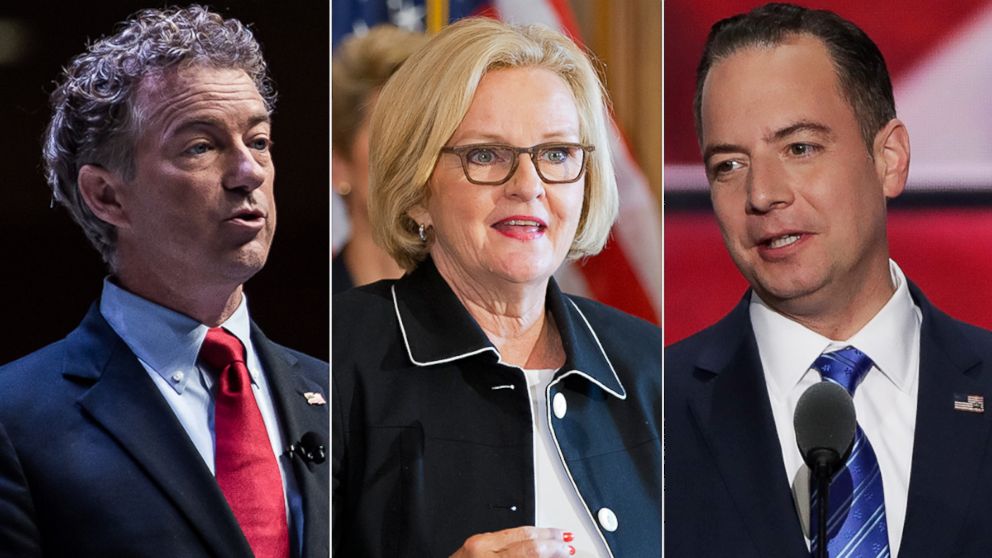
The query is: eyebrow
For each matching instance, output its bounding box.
[451,129,579,145]
[702,143,745,165]
[702,120,833,163]
[765,120,832,142]
[170,113,271,136]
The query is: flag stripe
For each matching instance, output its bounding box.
[580,237,658,323]
[506,0,660,323]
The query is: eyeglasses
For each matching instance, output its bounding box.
[440,142,595,186]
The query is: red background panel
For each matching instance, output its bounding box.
[665,208,992,345]
[664,0,989,164]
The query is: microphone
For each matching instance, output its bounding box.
[794,381,857,558]
[287,432,326,465]
[795,381,856,473]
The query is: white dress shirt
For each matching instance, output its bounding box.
[751,260,921,558]
[99,279,304,551]
[523,368,610,558]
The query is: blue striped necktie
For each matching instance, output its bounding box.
[809,346,890,558]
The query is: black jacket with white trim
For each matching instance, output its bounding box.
[332,258,661,557]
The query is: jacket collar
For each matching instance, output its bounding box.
[63,304,253,556]
[898,281,989,557]
[686,291,812,557]
[392,258,625,398]
[691,284,992,558]
[251,323,328,558]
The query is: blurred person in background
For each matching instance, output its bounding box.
[332,25,427,292]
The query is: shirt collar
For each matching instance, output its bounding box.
[99,278,257,394]
[751,260,921,397]
[392,258,625,398]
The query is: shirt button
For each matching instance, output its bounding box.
[552,392,567,419]
[171,371,184,383]
[597,507,618,532]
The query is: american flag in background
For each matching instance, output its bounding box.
[665,0,992,344]
[332,0,662,324]
[665,0,992,192]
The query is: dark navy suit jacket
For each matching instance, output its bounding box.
[665,284,992,557]
[333,259,662,557]
[0,304,329,558]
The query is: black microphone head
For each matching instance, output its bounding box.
[794,381,856,476]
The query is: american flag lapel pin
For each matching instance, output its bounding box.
[303,391,326,406]
[953,393,984,413]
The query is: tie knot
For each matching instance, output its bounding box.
[199,327,246,372]
[811,345,874,394]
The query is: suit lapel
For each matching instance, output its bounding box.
[68,306,251,556]
[688,296,809,557]
[899,286,992,557]
[253,324,329,558]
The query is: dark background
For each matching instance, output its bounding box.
[0,2,329,362]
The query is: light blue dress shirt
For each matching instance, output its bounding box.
[99,278,304,553]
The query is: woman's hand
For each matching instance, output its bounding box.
[450,526,575,557]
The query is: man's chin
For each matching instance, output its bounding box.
[750,275,826,310]
[219,246,271,283]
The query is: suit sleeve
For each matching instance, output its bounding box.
[0,420,41,557]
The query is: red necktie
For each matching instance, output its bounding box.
[200,327,289,558]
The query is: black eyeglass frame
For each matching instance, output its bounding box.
[439,142,596,185]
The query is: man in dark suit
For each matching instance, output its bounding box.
[0,7,328,558]
[666,4,992,557]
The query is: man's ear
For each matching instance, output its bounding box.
[77,164,130,228]
[873,118,911,200]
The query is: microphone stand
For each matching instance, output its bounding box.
[794,381,856,558]
[811,452,833,558]
[815,469,829,558]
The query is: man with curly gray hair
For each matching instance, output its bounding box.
[0,6,328,558]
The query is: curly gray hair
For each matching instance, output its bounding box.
[43,5,276,266]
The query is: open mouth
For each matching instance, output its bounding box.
[765,233,801,249]
[228,208,266,223]
[492,216,547,239]
[494,218,545,229]
[225,208,267,234]
[492,216,548,239]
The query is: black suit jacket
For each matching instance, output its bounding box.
[0,304,329,558]
[333,259,662,557]
[665,284,992,557]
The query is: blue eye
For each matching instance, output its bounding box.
[466,147,501,165]
[186,142,211,155]
[251,137,272,151]
[541,146,573,164]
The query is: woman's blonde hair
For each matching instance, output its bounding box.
[369,17,618,271]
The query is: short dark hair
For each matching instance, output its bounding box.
[693,2,895,153]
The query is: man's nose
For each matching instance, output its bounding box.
[223,144,269,193]
[746,159,793,214]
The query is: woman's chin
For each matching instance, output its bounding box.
[488,257,560,287]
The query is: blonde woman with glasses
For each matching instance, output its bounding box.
[333,17,661,558]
